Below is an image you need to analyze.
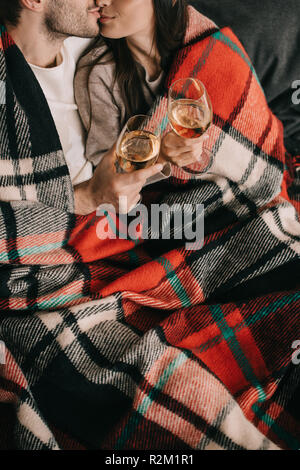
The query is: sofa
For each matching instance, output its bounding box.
[191,0,300,155]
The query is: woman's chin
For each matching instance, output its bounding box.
[100,30,123,40]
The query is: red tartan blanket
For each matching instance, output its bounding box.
[0,8,299,450]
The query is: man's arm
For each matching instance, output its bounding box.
[74,179,98,215]
[74,146,164,215]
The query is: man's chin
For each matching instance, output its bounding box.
[72,25,100,39]
[89,22,101,37]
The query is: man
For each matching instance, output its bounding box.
[0,0,203,215]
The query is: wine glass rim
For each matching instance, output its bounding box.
[125,114,161,134]
[128,113,160,121]
[169,77,206,89]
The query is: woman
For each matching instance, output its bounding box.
[75,0,205,172]
[74,0,288,211]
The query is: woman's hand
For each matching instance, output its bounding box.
[159,131,208,167]
[74,145,163,215]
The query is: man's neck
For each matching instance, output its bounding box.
[5,18,65,68]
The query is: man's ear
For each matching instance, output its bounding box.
[19,0,44,14]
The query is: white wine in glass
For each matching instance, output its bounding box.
[168,78,213,174]
[116,115,161,174]
[169,99,211,139]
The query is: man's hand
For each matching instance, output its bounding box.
[159,131,208,167]
[74,145,163,215]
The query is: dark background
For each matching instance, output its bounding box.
[190,0,300,155]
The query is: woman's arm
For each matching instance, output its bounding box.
[86,79,121,166]
[75,61,122,167]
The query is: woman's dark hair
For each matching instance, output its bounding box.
[87,0,188,119]
[0,0,22,26]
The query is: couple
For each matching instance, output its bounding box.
[1,0,300,451]
[2,0,206,215]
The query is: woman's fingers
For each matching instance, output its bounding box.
[166,144,203,159]
[163,130,206,148]
[161,130,208,165]
[165,145,204,165]
[164,137,204,152]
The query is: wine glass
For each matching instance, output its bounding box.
[116,115,161,174]
[115,114,161,211]
[168,78,213,175]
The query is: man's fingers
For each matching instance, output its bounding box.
[128,195,142,213]
[128,163,164,184]
[110,142,117,154]
[117,193,141,214]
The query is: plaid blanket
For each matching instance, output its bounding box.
[0,7,299,450]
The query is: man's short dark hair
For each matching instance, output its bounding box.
[0,0,23,26]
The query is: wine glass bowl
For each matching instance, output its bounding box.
[168,78,213,175]
[116,115,161,174]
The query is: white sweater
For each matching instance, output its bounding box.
[29,37,93,186]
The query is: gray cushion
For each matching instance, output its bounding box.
[190,0,300,154]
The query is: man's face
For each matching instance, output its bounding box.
[43,0,101,38]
